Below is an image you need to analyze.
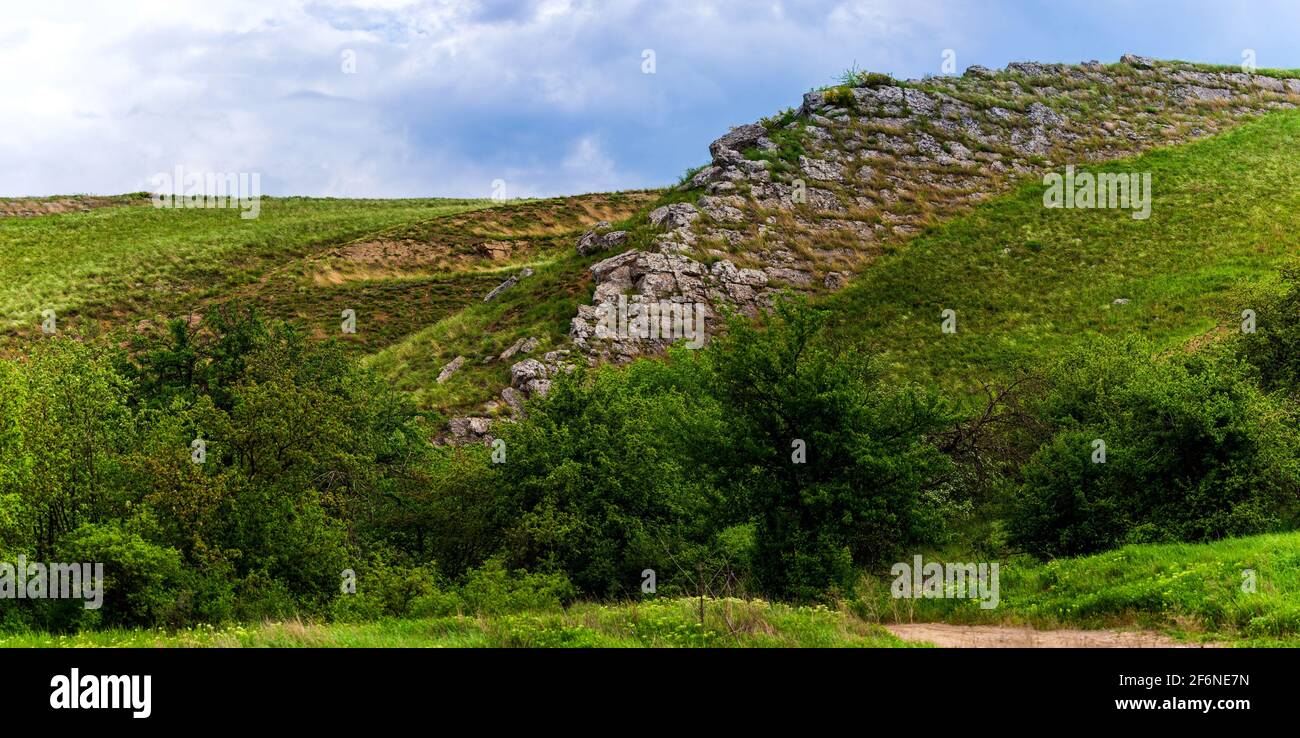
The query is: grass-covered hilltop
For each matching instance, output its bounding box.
[4,56,1300,647]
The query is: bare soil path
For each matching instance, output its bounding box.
[885,623,1217,648]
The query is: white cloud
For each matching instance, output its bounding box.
[559,134,618,193]
[18,0,1282,198]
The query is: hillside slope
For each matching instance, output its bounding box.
[823,108,1300,399]
[0,196,492,340]
[7,56,1300,432]
[422,56,1300,433]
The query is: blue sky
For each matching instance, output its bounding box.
[3,0,1299,198]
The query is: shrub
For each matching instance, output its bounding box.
[454,559,575,615]
[1239,265,1300,392]
[708,298,955,600]
[486,354,728,598]
[822,85,855,107]
[52,522,186,629]
[1009,338,1300,557]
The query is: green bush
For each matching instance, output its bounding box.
[822,86,855,107]
[52,522,186,629]
[708,298,955,600]
[1239,265,1300,393]
[453,559,575,615]
[1009,338,1300,557]
[486,353,728,598]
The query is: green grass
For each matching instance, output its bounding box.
[15,532,1299,646]
[0,598,915,648]
[364,255,590,412]
[855,531,1300,646]
[0,196,493,333]
[364,190,672,413]
[823,108,1300,405]
[1173,60,1300,80]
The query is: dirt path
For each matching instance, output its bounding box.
[885,623,1216,648]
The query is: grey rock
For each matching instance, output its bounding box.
[687,165,722,189]
[1120,54,1156,69]
[709,123,772,160]
[436,356,466,384]
[447,417,494,444]
[799,155,845,181]
[499,336,539,362]
[510,359,548,389]
[1177,85,1233,102]
[698,195,747,223]
[1027,102,1066,128]
[1251,75,1286,93]
[805,187,843,212]
[576,223,629,256]
[575,221,611,255]
[764,267,814,286]
[499,387,525,416]
[483,267,534,302]
[649,202,700,230]
[1007,61,1052,78]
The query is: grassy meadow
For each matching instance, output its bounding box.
[0,598,913,648]
[824,109,1300,404]
[858,531,1300,646]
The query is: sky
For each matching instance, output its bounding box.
[3,0,1300,199]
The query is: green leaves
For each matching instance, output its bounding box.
[1010,337,1300,556]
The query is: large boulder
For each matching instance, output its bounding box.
[1120,54,1156,69]
[510,359,548,389]
[708,123,775,161]
[648,202,699,230]
[708,123,764,157]
[575,222,629,256]
[447,417,494,444]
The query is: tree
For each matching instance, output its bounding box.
[708,298,954,600]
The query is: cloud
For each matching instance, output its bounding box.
[3,1,1299,198]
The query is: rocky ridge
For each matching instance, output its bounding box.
[567,56,1300,359]
[450,56,1300,442]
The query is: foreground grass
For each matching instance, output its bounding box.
[5,534,1297,647]
[856,531,1300,646]
[0,598,914,648]
[824,109,1300,405]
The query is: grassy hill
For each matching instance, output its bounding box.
[5,65,1300,417]
[0,196,491,338]
[823,108,1300,403]
[4,58,1300,648]
[0,192,654,413]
